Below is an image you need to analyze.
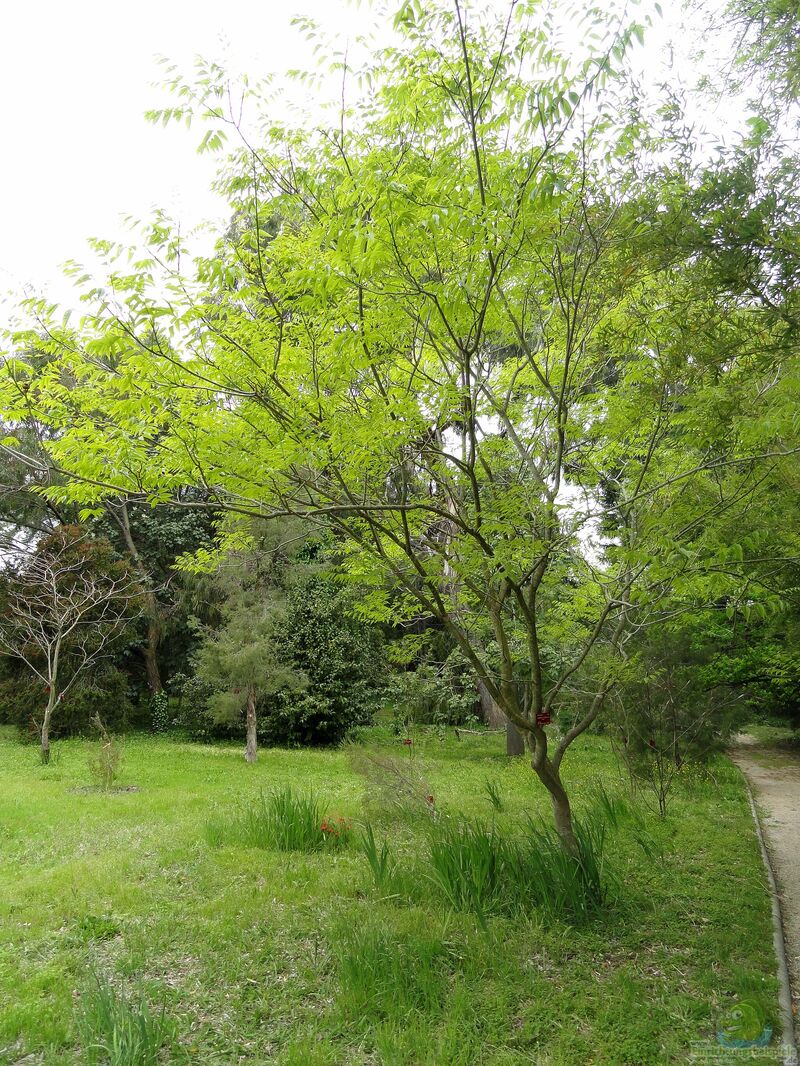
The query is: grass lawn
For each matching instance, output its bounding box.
[0,725,779,1065]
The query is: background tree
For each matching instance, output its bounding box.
[184,519,385,752]
[95,498,216,697]
[611,628,748,815]
[0,527,142,762]
[194,590,305,763]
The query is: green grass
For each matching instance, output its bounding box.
[76,975,175,1065]
[0,725,780,1064]
[739,721,800,753]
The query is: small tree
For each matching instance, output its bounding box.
[87,714,123,790]
[0,527,142,762]
[194,592,307,762]
[612,634,745,815]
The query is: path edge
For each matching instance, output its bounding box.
[739,767,798,1065]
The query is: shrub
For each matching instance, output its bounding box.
[0,667,137,740]
[87,716,123,790]
[385,649,480,731]
[264,574,385,746]
[148,691,171,733]
[176,573,386,748]
[612,633,747,815]
[349,748,437,823]
[205,786,352,852]
[76,976,174,1066]
[171,674,216,739]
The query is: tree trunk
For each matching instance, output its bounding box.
[40,694,56,765]
[143,604,163,695]
[477,678,504,726]
[506,721,525,756]
[245,687,258,763]
[477,679,524,755]
[550,786,579,857]
[528,740,580,856]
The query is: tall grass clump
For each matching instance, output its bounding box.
[205,786,352,852]
[87,715,122,791]
[425,814,611,924]
[483,779,504,812]
[590,783,663,862]
[331,922,448,1020]
[77,976,173,1066]
[361,823,398,891]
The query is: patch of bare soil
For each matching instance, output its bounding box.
[732,738,800,1038]
[67,785,140,793]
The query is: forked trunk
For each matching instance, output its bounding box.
[245,687,258,763]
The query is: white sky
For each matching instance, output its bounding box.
[0,0,355,320]
[0,0,741,327]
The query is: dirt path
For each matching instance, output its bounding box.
[731,735,800,1040]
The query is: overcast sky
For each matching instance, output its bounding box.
[0,0,357,318]
[0,0,740,327]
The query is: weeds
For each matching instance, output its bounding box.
[76,976,173,1066]
[589,783,663,862]
[483,779,504,812]
[205,786,352,852]
[350,748,436,822]
[87,715,122,790]
[361,823,397,891]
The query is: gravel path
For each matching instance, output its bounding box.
[732,737,800,1041]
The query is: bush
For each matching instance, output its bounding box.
[613,656,744,816]
[170,674,216,739]
[87,716,123,790]
[268,575,385,745]
[148,690,171,733]
[205,786,352,852]
[0,667,138,740]
[385,649,480,731]
[350,748,437,823]
[177,573,386,747]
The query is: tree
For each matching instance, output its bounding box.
[194,590,306,763]
[611,627,748,815]
[2,1,798,849]
[96,497,216,695]
[0,527,142,762]
[723,0,800,108]
[187,518,384,755]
